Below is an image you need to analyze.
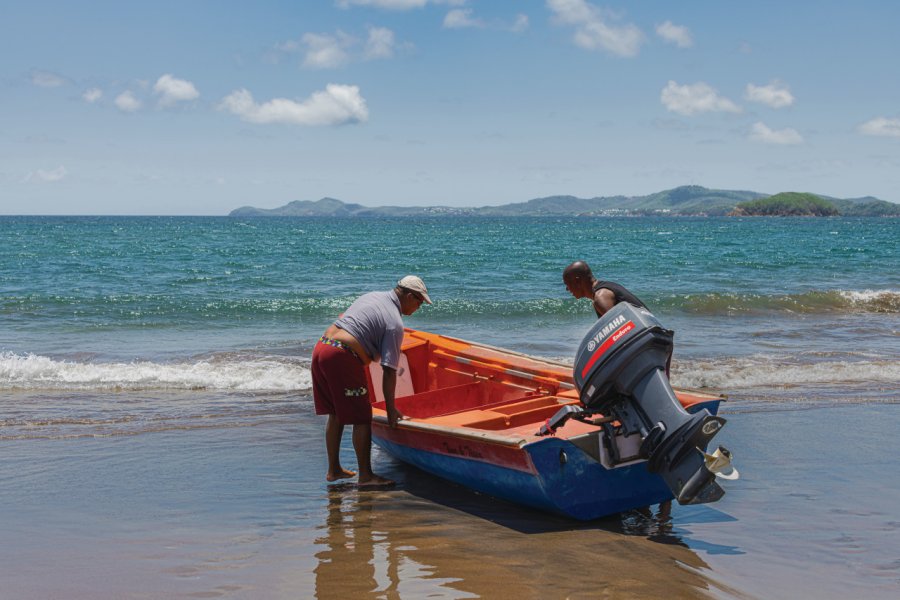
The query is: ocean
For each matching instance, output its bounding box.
[1,216,898,598]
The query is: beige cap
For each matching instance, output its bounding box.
[397,275,432,304]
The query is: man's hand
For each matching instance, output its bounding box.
[387,406,405,428]
[382,366,405,428]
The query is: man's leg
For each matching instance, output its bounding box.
[325,414,356,482]
[353,423,393,487]
[315,342,357,482]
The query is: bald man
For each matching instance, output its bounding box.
[563,260,671,378]
[562,260,648,318]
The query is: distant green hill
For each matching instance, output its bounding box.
[229,186,898,218]
[732,192,840,216]
[483,186,765,216]
[626,186,764,216]
[230,198,367,217]
[829,197,900,216]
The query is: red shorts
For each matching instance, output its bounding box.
[311,339,372,425]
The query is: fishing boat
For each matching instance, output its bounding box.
[368,303,734,520]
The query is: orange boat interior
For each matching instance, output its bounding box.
[368,329,717,433]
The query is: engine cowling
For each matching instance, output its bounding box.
[573,303,726,505]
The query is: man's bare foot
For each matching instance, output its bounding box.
[326,468,357,482]
[357,474,395,489]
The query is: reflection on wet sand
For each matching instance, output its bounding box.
[313,463,730,600]
[315,488,472,599]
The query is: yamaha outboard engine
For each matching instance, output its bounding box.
[571,303,727,505]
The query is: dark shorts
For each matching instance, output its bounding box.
[311,339,372,425]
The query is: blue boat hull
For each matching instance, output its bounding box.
[374,400,720,520]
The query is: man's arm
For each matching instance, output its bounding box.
[592,288,617,317]
[381,366,404,427]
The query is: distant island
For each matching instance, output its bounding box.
[229,185,900,218]
[730,192,840,217]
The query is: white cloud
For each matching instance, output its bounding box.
[441,9,528,33]
[548,0,593,22]
[218,84,369,126]
[364,26,396,59]
[750,122,803,145]
[26,166,68,183]
[82,88,103,103]
[114,91,142,112]
[301,32,354,69]
[745,81,794,108]
[656,21,693,48]
[153,74,200,107]
[547,0,644,57]
[443,9,484,29]
[336,0,464,8]
[31,70,67,88]
[511,14,529,33]
[275,40,301,53]
[336,0,428,9]
[858,116,900,138]
[279,28,404,67]
[660,81,741,115]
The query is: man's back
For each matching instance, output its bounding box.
[592,280,648,317]
[334,290,404,369]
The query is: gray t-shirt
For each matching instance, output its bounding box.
[334,290,404,369]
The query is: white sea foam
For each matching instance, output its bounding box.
[538,353,900,395]
[840,289,900,305]
[0,352,312,392]
[4,348,896,396]
[673,356,900,390]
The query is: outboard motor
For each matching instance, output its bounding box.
[569,303,727,505]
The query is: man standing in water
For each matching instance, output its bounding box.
[312,276,432,488]
[562,260,648,318]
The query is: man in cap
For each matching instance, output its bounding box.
[312,275,432,488]
[562,260,648,318]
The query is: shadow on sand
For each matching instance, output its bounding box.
[368,453,741,551]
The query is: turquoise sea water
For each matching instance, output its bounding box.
[2,216,898,402]
[2,216,899,598]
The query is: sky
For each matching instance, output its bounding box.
[2,0,899,215]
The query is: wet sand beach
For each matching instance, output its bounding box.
[2,391,897,599]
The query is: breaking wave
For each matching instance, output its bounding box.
[2,349,897,400]
[4,289,897,324]
[0,352,312,392]
[656,289,900,315]
[672,354,900,391]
